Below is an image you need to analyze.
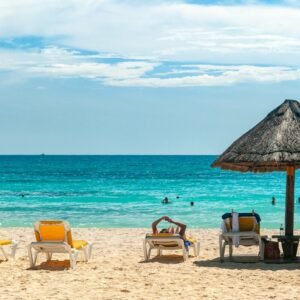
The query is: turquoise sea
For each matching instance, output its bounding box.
[0,155,299,229]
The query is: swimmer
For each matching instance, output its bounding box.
[271,197,276,205]
[162,197,170,204]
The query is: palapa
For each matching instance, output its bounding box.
[212,100,300,172]
[212,99,300,259]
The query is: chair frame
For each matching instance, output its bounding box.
[219,215,263,262]
[143,235,200,261]
[27,241,92,269]
[0,240,18,260]
[28,221,93,269]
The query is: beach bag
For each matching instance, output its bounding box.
[264,240,280,260]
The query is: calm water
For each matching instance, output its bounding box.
[0,155,299,229]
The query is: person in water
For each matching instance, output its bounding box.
[190,201,194,206]
[152,216,186,236]
[271,197,276,205]
[162,197,170,204]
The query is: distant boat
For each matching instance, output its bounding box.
[41,153,45,156]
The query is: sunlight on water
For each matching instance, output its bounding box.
[0,155,299,229]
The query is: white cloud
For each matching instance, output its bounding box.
[0,47,159,83]
[106,65,300,87]
[1,1,300,87]
[0,1,300,65]
[1,47,300,87]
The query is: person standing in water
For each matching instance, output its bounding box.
[271,197,276,205]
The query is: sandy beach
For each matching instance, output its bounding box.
[0,228,299,299]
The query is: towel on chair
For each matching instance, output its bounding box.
[232,212,240,247]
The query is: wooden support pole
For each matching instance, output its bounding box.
[285,166,295,236]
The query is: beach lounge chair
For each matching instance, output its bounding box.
[219,212,263,262]
[0,239,18,260]
[28,220,93,269]
[143,233,200,261]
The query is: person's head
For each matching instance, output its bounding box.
[160,228,169,233]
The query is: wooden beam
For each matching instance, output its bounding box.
[285,166,295,236]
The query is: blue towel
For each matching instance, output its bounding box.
[221,212,261,223]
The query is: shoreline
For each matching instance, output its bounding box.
[2,226,300,229]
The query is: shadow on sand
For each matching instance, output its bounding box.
[27,259,71,271]
[139,254,186,264]
[193,256,300,270]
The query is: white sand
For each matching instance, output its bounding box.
[0,228,300,300]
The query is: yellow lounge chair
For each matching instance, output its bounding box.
[28,220,93,269]
[219,212,263,262]
[0,239,18,260]
[143,233,200,261]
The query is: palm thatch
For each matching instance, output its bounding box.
[212,99,300,172]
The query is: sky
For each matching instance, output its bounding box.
[1,0,300,154]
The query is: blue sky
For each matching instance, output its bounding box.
[1,0,300,154]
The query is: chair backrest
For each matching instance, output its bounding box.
[34,220,73,246]
[222,213,260,234]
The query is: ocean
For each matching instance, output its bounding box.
[0,155,299,229]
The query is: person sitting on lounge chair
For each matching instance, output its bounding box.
[143,216,199,261]
[152,216,187,237]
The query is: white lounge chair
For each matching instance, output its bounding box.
[143,233,200,261]
[0,239,18,260]
[219,212,263,262]
[28,220,93,269]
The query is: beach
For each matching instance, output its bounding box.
[1,228,300,300]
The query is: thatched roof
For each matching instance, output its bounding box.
[212,99,300,172]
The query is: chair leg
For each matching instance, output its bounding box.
[147,248,152,260]
[193,242,200,257]
[183,248,188,261]
[27,245,34,268]
[46,252,52,261]
[197,242,200,256]
[143,240,148,261]
[229,244,233,260]
[0,247,8,261]
[70,253,75,269]
[83,247,88,262]
[258,238,264,260]
[11,241,18,259]
[221,242,227,263]
[88,243,93,260]
[33,250,39,266]
[70,252,79,269]
[219,236,225,262]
